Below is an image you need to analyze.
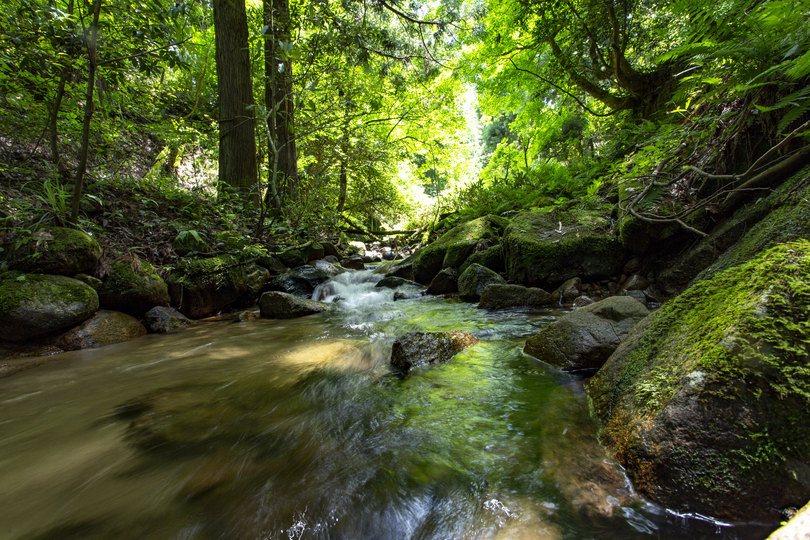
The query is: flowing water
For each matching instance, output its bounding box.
[0,269,776,540]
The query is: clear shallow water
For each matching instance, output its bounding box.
[0,271,776,540]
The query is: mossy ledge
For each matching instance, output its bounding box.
[587,241,810,521]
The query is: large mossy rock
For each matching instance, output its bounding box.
[458,244,504,275]
[57,310,147,350]
[390,331,479,374]
[524,296,649,374]
[0,273,99,341]
[7,227,101,275]
[479,284,552,310]
[259,291,331,318]
[412,215,507,284]
[167,256,247,319]
[502,209,623,287]
[587,242,810,521]
[98,258,170,316]
[457,263,506,301]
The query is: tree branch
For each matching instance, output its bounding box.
[97,40,188,67]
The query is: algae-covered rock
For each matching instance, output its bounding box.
[390,331,479,374]
[167,256,247,318]
[0,273,99,341]
[259,291,331,318]
[412,215,504,284]
[7,227,101,275]
[99,258,170,316]
[478,284,552,310]
[524,296,649,373]
[458,244,504,275]
[502,209,623,287]
[587,242,810,521]
[457,263,506,301]
[57,310,147,350]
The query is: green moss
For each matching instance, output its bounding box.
[171,255,246,290]
[103,259,161,295]
[9,227,101,275]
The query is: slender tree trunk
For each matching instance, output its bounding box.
[69,0,102,226]
[337,162,347,213]
[264,0,297,209]
[48,0,73,179]
[214,0,258,205]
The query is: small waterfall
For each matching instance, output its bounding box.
[312,270,392,309]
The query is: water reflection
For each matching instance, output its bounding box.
[0,271,777,540]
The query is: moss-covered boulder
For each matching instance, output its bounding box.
[7,227,101,275]
[167,256,247,319]
[587,242,810,521]
[0,273,99,341]
[502,209,623,287]
[412,215,505,284]
[57,310,147,350]
[458,244,504,275]
[99,258,170,316]
[524,296,649,374]
[278,248,307,267]
[478,284,552,310]
[457,263,506,301]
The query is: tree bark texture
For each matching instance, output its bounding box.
[214,0,258,204]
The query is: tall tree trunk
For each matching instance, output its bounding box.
[214,0,258,205]
[48,0,73,179]
[337,162,347,213]
[69,0,101,226]
[264,0,297,209]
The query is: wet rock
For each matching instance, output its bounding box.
[173,230,212,256]
[346,241,366,257]
[478,284,553,310]
[98,258,170,316]
[57,310,147,350]
[72,273,102,291]
[270,265,331,297]
[0,273,99,341]
[245,262,271,295]
[524,296,649,374]
[322,255,340,264]
[144,306,195,333]
[236,309,260,322]
[385,257,415,281]
[362,255,374,263]
[457,263,506,301]
[502,209,623,287]
[426,267,457,295]
[167,256,248,319]
[618,273,649,293]
[412,215,508,284]
[768,501,810,540]
[300,242,325,263]
[320,241,341,259]
[259,291,332,318]
[619,289,647,307]
[390,331,479,374]
[587,242,810,521]
[573,296,595,308]
[7,227,101,275]
[375,276,420,289]
[341,256,365,270]
[551,277,582,304]
[393,290,426,301]
[256,254,288,276]
[623,258,641,274]
[278,248,307,268]
[458,244,504,275]
[311,259,345,277]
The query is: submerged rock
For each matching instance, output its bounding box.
[144,306,195,333]
[99,258,170,316]
[7,227,101,276]
[0,273,99,341]
[57,310,147,350]
[390,331,479,374]
[478,284,553,310]
[457,263,506,301]
[259,291,331,318]
[587,242,810,521]
[524,296,649,374]
[374,276,420,289]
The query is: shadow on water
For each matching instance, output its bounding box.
[0,270,777,540]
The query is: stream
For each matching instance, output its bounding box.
[0,269,776,540]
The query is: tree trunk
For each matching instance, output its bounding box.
[337,161,347,213]
[69,0,102,226]
[264,0,297,209]
[214,0,258,205]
